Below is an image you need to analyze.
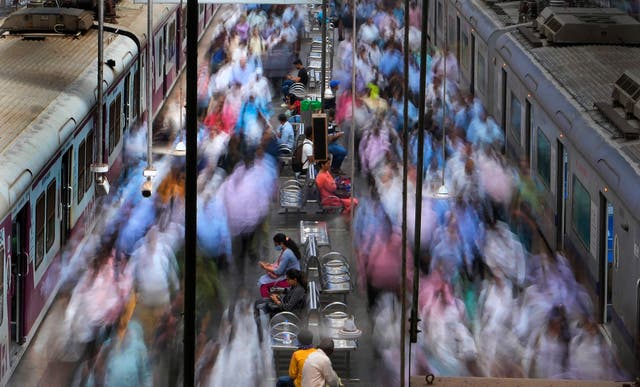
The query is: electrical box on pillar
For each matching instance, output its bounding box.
[312,113,328,162]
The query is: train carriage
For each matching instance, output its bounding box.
[429,0,640,374]
[0,2,215,384]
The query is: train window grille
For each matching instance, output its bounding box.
[461,32,469,70]
[35,193,45,267]
[133,68,141,119]
[510,92,522,144]
[86,131,94,194]
[78,139,86,204]
[76,131,94,205]
[536,127,551,189]
[168,21,177,64]
[109,101,116,155]
[477,52,486,93]
[448,16,455,49]
[115,95,122,146]
[155,35,164,90]
[45,181,56,253]
[36,179,57,268]
[571,175,591,249]
[124,74,131,129]
[456,16,461,62]
[108,94,122,155]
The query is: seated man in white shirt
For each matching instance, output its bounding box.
[301,338,341,387]
[301,125,315,176]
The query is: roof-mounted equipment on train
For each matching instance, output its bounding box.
[613,71,640,121]
[26,0,97,10]
[0,8,94,34]
[595,71,640,140]
[534,7,640,45]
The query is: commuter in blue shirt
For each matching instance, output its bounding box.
[277,113,296,150]
[378,42,403,78]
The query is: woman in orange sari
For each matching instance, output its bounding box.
[315,157,358,215]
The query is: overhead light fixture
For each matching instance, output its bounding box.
[436,184,450,198]
[174,140,186,156]
[90,163,108,174]
[324,86,334,99]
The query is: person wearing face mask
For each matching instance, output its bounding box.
[257,233,302,298]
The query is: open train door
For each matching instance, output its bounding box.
[555,140,568,250]
[60,148,72,246]
[9,205,28,349]
[598,192,614,325]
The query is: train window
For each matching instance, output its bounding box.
[115,94,122,145]
[456,17,461,61]
[86,131,94,193]
[510,93,522,144]
[448,15,455,48]
[572,176,591,249]
[77,130,94,204]
[536,128,551,188]
[461,32,469,69]
[78,139,86,203]
[156,33,165,87]
[133,68,140,119]
[45,180,56,253]
[168,20,176,63]
[35,192,45,267]
[36,179,57,268]
[477,52,486,93]
[108,100,116,154]
[124,74,130,129]
[108,94,122,155]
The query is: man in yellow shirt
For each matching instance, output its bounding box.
[277,329,316,387]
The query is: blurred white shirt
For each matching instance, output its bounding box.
[301,349,340,387]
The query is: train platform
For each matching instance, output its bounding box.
[6,4,380,386]
[5,2,632,387]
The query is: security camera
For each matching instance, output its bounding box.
[141,178,153,198]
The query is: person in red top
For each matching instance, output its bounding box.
[203,95,228,135]
[285,94,301,118]
[315,157,358,215]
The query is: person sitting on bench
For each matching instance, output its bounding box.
[264,269,308,318]
[315,157,358,215]
[257,233,302,298]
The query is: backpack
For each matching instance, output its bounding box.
[291,141,305,173]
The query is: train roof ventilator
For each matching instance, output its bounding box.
[0,8,93,35]
[594,71,640,140]
[613,71,640,122]
[534,7,640,45]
